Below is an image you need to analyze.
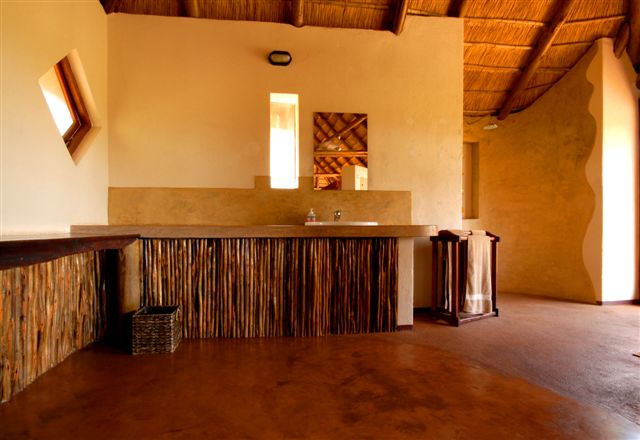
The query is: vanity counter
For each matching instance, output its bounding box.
[70,224,431,239]
[69,224,425,334]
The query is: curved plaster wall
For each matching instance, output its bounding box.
[463,46,598,302]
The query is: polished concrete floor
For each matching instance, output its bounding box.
[1,293,638,439]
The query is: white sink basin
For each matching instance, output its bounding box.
[305,221,378,226]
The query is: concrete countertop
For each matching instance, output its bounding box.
[70,224,432,238]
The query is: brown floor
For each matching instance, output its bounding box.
[1,293,638,439]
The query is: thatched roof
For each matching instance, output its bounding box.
[101,0,639,119]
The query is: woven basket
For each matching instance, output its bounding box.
[132,305,181,355]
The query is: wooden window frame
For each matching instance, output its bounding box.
[53,57,91,156]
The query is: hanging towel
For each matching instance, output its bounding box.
[443,243,453,311]
[463,232,492,314]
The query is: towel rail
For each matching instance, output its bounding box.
[429,230,500,326]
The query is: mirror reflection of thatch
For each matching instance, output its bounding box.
[313,112,368,190]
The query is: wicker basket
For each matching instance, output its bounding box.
[132,305,181,355]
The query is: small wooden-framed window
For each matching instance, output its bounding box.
[40,56,91,157]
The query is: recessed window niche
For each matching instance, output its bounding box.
[462,142,479,219]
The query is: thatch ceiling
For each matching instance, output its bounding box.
[101,0,639,119]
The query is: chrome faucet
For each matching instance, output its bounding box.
[334,209,342,222]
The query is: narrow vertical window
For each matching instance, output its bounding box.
[270,93,299,189]
[462,142,479,219]
[39,56,91,157]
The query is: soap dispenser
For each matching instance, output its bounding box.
[306,208,316,223]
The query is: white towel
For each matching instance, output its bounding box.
[444,243,452,311]
[463,234,492,314]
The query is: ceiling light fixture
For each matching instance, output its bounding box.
[268,50,292,66]
[482,123,498,130]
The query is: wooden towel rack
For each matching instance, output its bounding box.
[430,230,500,326]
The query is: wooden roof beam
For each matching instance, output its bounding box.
[291,0,304,27]
[614,22,630,58]
[336,114,367,149]
[314,151,369,158]
[448,0,469,17]
[179,0,199,18]
[316,114,367,145]
[314,113,337,140]
[392,0,410,35]
[100,0,119,14]
[497,0,577,120]
[629,0,640,68]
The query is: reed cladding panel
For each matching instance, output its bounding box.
[0,251,108,403]
[141,238,397,338]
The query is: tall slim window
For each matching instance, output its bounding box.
[270,93,299,189]
[39,56,91,157]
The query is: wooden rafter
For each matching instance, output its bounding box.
[291,0,304,27]
[465,42,533,50]
[497,0,577,120]
[464,41,592,50]
[465,17,546,27]
[336,114,366,149]
[447,0,468,18]
[630,0,640,68]
[392,0,409,35]
[100,0,119,13]
[464,14,624,27]
[305,0,388,12]
[314,151,368,158]
[407,9,448,18]
[314,114,337,141]
[466,82,555,94]
[181,0,199,18]
[316,114,367,146]
[465,64,520,72]
[465,64,570,73]
[614,22,630,58]
[464,110,499,115]
[563,15,626,26]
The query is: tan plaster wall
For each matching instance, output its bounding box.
[463,45,598,302]
[583,42,604,302]
[109,177,410,225]
[107,14,462,228]
[0,2,108,234]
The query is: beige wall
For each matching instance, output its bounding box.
[583,42,604,304]
[0,1,108,234]
[107,14,463,227]
[463,45,598,302]
[107,14,463,306]
[109,178,411,225]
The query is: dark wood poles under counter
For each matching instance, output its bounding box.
[0,234,138,403]
[141,238,398,338]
